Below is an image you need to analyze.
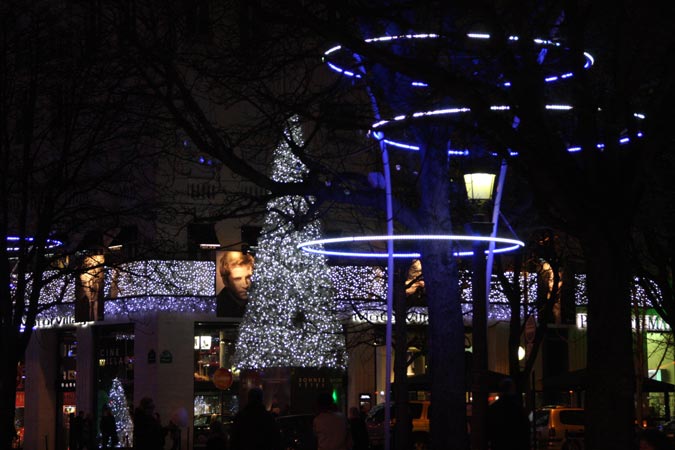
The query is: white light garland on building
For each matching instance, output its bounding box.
[11,270,76,305]
[458,270,538,307]
[105,260,215,297]
[574,274,660,306]
[104,296,214,318]
[330,266,387,301]
[29,258,665,330]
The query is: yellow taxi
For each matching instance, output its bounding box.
[534,406,584,450]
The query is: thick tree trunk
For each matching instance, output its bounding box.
[583,230,635,450]
[422,242,467,450]
[416,129,468,450]
[0,332,20,450]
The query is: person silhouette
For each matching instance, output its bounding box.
[133,397,164,450]
[487,378,530,450]
[100,405,117,450]
[230,388,282,450]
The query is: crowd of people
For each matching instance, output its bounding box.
[68,407,123,450]
[68,410,102,450]
[66,387,674,450]
[219,388,368,450]
[68,396,181,450]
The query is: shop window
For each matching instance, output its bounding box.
[95,326,135,446]
[60,337,78,390]
[194,322,241,445]
[406,347,427,377]
[194,324,239,387]
[96,327,134,383]
[56,331,78,450]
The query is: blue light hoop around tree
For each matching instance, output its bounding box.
[297,234,525,259]
[324,32,637,154]
[6,236,63,252]
[323,32,594,87]
[370,108,645,153]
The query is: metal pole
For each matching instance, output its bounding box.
[355,51,394,450]
[485,159,508,300]
[381,137,394,450]
[470,239,488,450]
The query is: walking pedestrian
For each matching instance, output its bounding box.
[100,405,117,450]
[230,387,282,450]
[313,392,351,450]
[348,406,368,450]
[205,420,228,450]
[487,378,530,450]
[68,412,82,450]
[133,397,165,450]
[82,413,96,450]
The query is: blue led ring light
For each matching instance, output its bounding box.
[6,236,63,252]
[297,234,525,259]
[370,108,645,154]
[323,33,594,87]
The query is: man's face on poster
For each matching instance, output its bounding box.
[224,265,253,301]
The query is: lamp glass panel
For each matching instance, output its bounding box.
[464,173,496,200]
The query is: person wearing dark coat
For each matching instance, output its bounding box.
[348,407,369,450]
[69,412,83,450]
[133,397,165,450]
[230,388,282,450]
[487,378,530,450]
[100,405,118,450]
[206,420,228,450]
[82,413,96,450]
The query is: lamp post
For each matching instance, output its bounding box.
[464,172,496,450]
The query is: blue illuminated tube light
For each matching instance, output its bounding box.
[371,107,645,154]
[6,236,63,252]
[371,104,583,130]
[297,234,525,259]
[323,33,594,86]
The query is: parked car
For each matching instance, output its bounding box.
[658,420,675,444]
[276,414,317,450]
[534,406,584,450]
[365,400,430,450]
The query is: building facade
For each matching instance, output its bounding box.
[19,257,675,449]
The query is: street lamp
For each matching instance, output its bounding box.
[465,171,496,450]
[463,173,496,202]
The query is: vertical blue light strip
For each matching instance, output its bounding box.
[486,160,508,302]
[355,49,393,450]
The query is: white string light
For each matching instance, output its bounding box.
[234,116,347,370]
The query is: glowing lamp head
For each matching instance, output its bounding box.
[518,346,526,361]
[464,173,496,201]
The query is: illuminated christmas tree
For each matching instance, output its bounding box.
[108,378,133,446]
[235,117,346,369]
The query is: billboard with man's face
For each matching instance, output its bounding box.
[215,251,254,318]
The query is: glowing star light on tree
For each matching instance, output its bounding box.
[235,116,346,369]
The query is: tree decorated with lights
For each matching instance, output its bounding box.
[108,378,133,446]
[235,117,346,369]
